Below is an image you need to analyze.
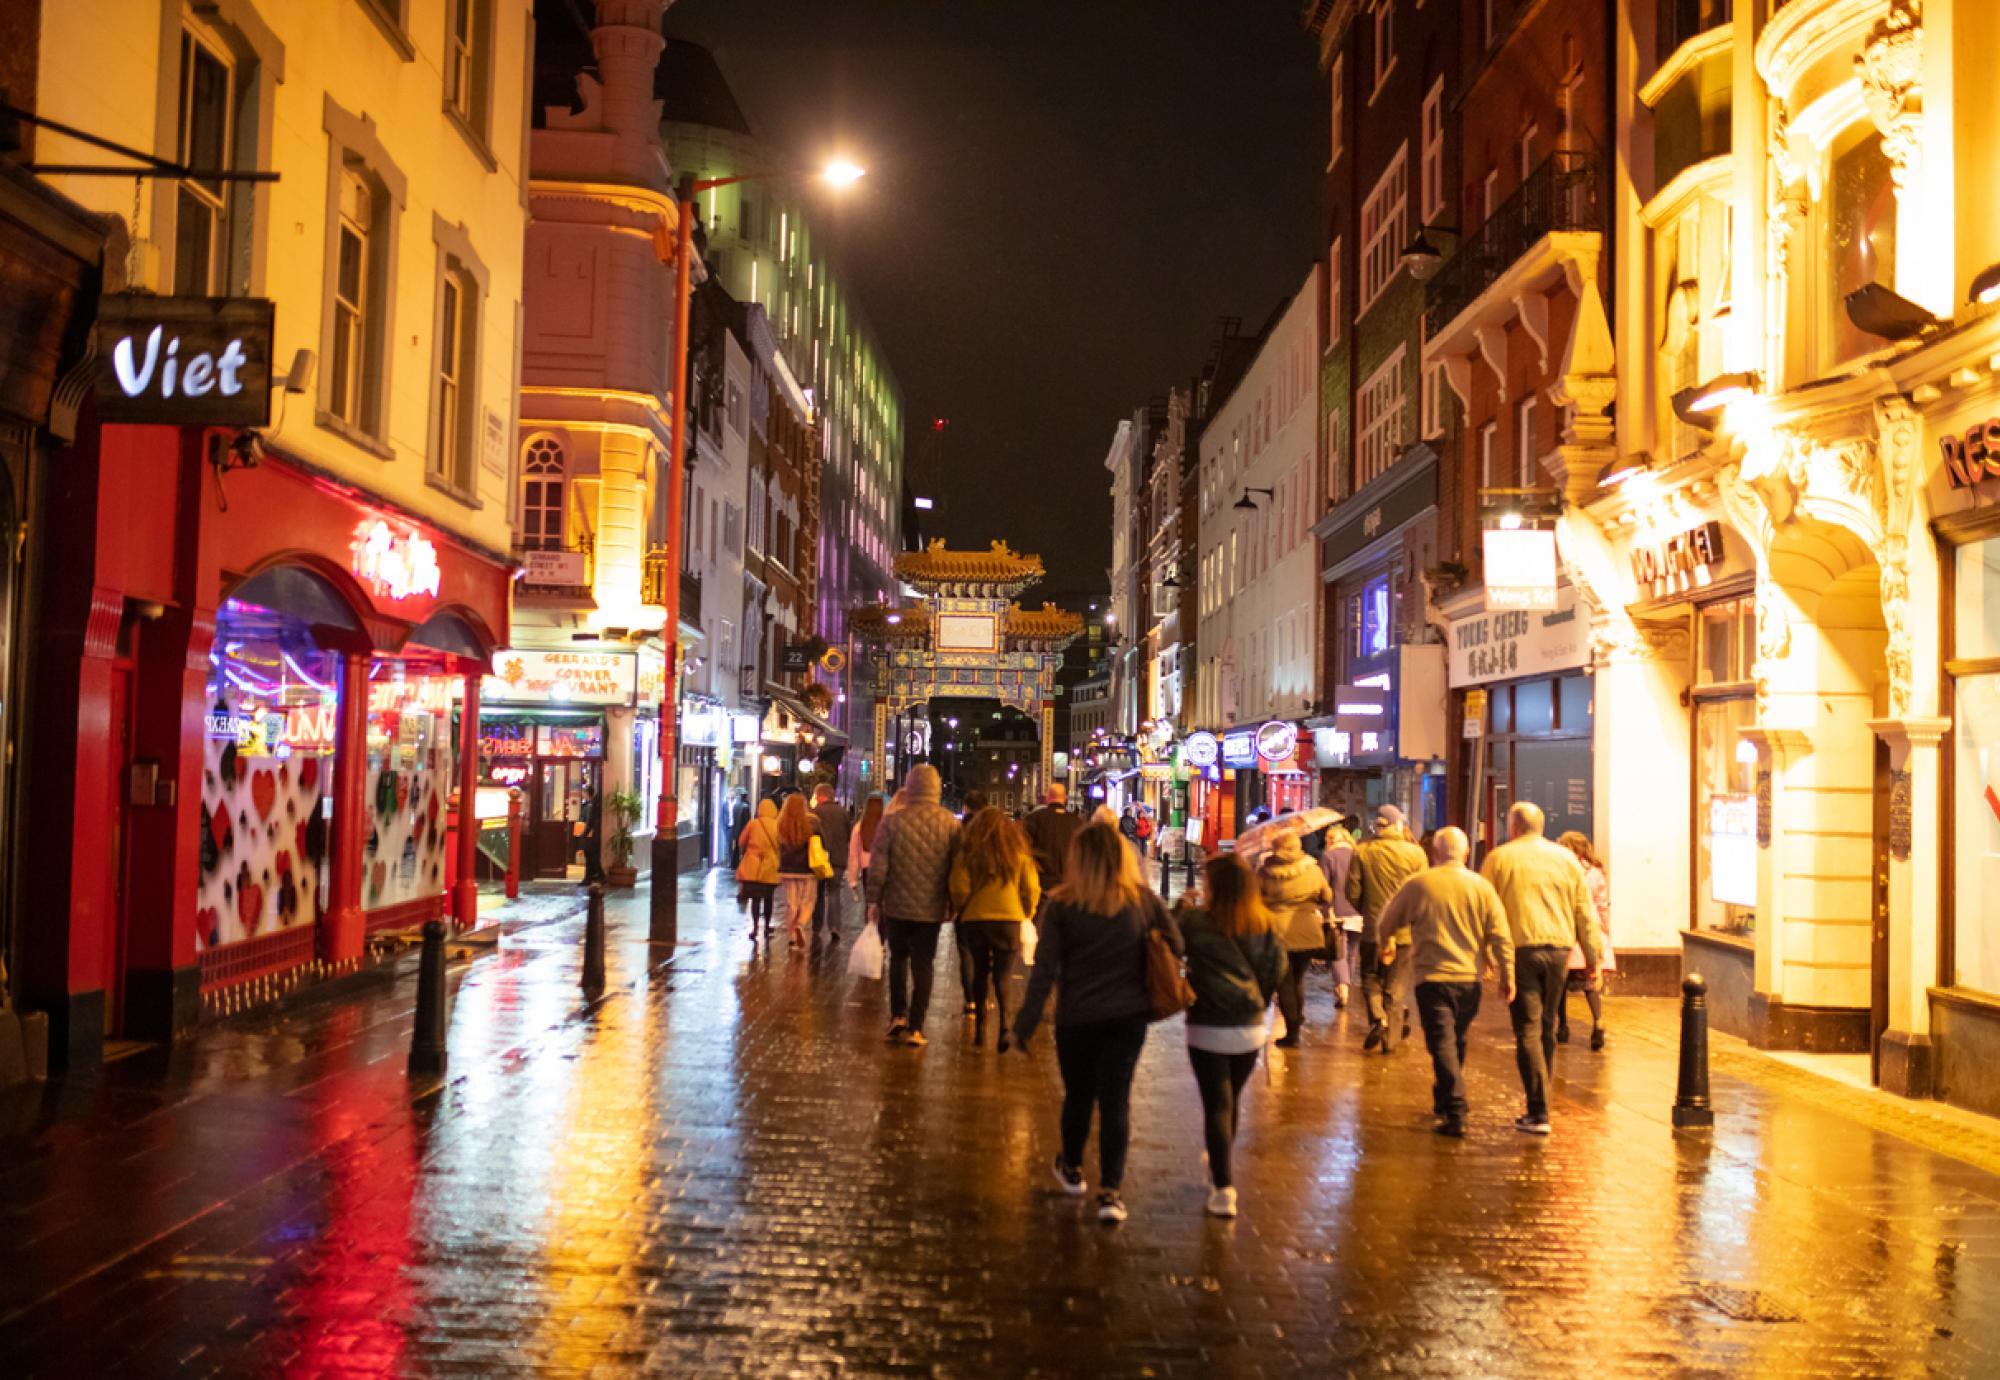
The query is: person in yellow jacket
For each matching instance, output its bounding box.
[949,806,1042,1049]
[1346,805,1429,1053]
[734,797,781,946]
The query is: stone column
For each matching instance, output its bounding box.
[1738,726,1812,1035]
[1869,715,1950,1096]
[1590,619,1691,958]
[605,703,636,875]
[594,434,650,630]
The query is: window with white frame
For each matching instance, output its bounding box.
[329,170,372,428]
[1359,145,1409,313]
[1421,361,1447,439]
[1327,408,1345,505]
[1515,394,1538,487]
[430,264,474,492]
[1372,0,1396,95]
[1356,348,1407,487]
[1478,420,1498,492]
[173,27,234,295]
[320,101,405,446]
[1327,236,1343,344]
[1329,55,1344,168]
[1518,122,1538,180]
[1420,78,1445,224]
[1483,168,1500,220]
[521,435,565,550]
[442,0,490,132]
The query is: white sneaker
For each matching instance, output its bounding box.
[1096,1191,1128,1224]
[1205,1186,1238,1218]
[1515,1115,1552,1136]
[1050,1154,1086,1196]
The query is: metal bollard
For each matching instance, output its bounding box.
[582,882,607,996]
[1672,972,1714,1130]
[408,920,450,1077]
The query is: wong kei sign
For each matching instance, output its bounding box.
[94,294,275,427]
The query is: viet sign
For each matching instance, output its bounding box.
[485,649,637,705]
[1482,528,1559,610]
[1183,731,1219,767]
[94,294,275,427]
[1448,586,1589,687]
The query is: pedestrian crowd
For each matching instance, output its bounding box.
[732,768,1612,1223]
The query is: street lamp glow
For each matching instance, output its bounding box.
[821,159,867,187]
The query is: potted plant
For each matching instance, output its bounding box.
[604,788,646,888]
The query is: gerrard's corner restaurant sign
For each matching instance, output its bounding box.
[1448,585,1590,688]
[484,649,638,706]
[93,294,276,428]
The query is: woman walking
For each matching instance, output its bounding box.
[1257,831,1333,1047]
[1318,818,1364,1008]
[1014,822,1180,1225]
[774,794,822,951]
[847,793,884,896]
[735,797,781,946]
[1556,831,1615,1048]
[1179,853,1287,1218]
[949,807,1041,1049]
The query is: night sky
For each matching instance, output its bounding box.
[657,0,1324,596]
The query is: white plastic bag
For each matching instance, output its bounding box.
[847,921,885,981]
[1020,917,1038,967]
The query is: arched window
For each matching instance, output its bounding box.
[522,435,565,550]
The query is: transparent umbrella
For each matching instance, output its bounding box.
[1232,807,1344,867]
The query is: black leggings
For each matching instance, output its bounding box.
[1187,1046,1259,1188]
[1559,976,1604,1031]
[742,883,775,937]
[1054,1015,1149,1191]
[960,922,1017,1030]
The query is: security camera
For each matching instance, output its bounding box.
[229,429,264,468]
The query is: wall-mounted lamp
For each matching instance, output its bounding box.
[1400,224,1460,282]
[1844,281,1937,342]
[1971,262,2000,307]
[1670,370,1761,431]
[1233,486,1274,512]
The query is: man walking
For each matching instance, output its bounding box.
[1480,801,1602,1135]
[1346,805,1427,1053]
[865,763,961,1047]
[1022,784,1082,898]
[1375,828,1514,1136]
[811,783,851,944]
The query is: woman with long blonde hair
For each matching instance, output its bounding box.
[1178,854,1288,1217]
[949,807,1040,1047]
[774,792,821,951]
[1556,830,1615,1049]
[1014,821,1180,1225]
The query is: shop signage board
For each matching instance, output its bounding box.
[1448,586,1589,687]
[1255,720,1298,762]
[93,294,274,426]
[1331,686,1388,735]
[1321,450,1438,571]
[486,649,637,705]
[1631,520,1726,599]
[1482,528,1559,610]
[1462,688,1488,738]
[1939,416,2000,488]
[637,645,667,704]
[352,519,442,601]
[480,726,535,757]
[1184,731,1219,767]
[1221,729,1258,769]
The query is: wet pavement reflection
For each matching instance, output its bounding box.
[0,870,1996,1376]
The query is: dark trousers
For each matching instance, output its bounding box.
[960,921,1017,1029]
[1187,1046,1259,1188]
[812,874,844,937]
[885,918,943,1031]
[1276,948,1325,1037]
[1510,945,1570,1119]
[1361,940,1412,1049]
[956,924,977,1003]
[1054,1014,1150,1191]
[1416,980,1482,1118]
[741,883,775,938]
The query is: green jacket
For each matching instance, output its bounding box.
[1347,832,1428,941]
[1177,905,1288,1029]
[1374,862,1515,985]
[1480,833,1604,965]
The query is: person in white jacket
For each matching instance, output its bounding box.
[847,793,885,895]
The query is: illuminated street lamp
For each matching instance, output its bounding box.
[651,157,865,944]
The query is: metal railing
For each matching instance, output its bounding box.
[1423,152,1602,340]
[642,547,701,625]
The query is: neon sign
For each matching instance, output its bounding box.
[1255,720,1298,763]
[351,519,442,601]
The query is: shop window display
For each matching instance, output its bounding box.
[1693,696,1757,935]
[364,655,459,910]
[199,598,336,950]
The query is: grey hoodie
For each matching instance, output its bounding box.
[865,764,960,922]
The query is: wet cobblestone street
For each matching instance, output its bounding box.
[3,871,1999,1377]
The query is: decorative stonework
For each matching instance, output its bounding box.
[1855,0,1924,190]
[1589,613,1688,667]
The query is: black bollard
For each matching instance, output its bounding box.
[408,920,449,1077]
[582,882,607,996]
[1672,972,1714,1130]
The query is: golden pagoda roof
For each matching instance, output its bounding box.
[1003,603,1083,643]
[850,604,932,639]
[894,539,1046,590]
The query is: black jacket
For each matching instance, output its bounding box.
[1021,806,1081,892]
[813,801,851,867]
[1015,892,1182,1041]
[1178,905,1287,1028]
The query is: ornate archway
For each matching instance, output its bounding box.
[852,541,1081,799]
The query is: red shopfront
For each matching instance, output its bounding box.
[23,419,509,1067]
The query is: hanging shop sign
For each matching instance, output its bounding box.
[682,702,729,747]
[732,712,761,744]
[1255,720,1299,763]
[1221,729,1259,769]
[1183,731,1220,767]
[1331,686,1389,735]
[1448,586,1590,687]
[351,519,442,601]
[1630,520,1725,600]
[637,645,668,704]
[1940,416,2000,488]
[1482,527,1559,610]
[522,549,588,586]
[1140,762,1174,782]
[93,294,274,427]
[485,649,637,705]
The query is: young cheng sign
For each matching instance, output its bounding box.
[1448,585,1590,687]
[94,295,274,427]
